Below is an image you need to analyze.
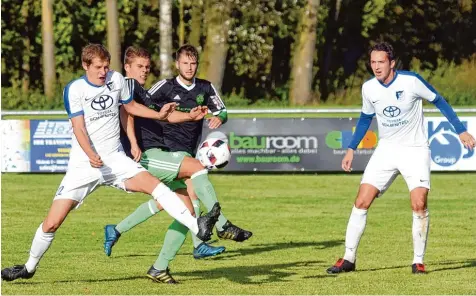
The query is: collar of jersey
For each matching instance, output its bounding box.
[82,75,103,88]
[176,76,196,91]
[377,70,398,88]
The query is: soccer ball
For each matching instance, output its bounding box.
[196,138,231,170]
[206,131,228,143]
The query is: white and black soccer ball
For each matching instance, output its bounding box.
[206,131,228,143]
[196,137,231,170]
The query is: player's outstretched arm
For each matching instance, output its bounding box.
[123,100,177,121]
[70,115,103,167]
[167,106,208,123]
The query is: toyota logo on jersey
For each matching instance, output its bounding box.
[91,95,114,110]
[382,106,401,118]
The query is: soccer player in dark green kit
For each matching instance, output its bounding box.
[104,45,252,283]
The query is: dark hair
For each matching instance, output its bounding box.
[123,46,151,65]
[175,44,199,62]
[81,44,111,66]
[369,42,395,61]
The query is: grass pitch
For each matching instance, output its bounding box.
[1,173,475,294]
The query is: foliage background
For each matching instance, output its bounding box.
[2,0,475,109]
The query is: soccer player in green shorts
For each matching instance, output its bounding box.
[105,46,252,283]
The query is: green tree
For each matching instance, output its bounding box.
[289,0,320,105]
[42,0,56,99]
[200,0,232,90]
[160,0,173,78]
[188,0,203,49]
[106,0,122,71]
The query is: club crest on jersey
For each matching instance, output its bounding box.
[106,81,115,91]
[196,93,205,105]
[395,90,404,100]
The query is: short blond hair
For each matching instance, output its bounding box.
[81,44,111,66]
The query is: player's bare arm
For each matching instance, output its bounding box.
[119,106,141,162]
[123,100,177,121]
[167,106,208,123]
[70,115,103,168]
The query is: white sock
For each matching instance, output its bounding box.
[343,206,368,263]
[25,223,55,273]
[151,183,199,235]
[412,209,429,264]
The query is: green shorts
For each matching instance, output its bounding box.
[140,148,191,191]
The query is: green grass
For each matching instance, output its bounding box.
[2,173,476,294]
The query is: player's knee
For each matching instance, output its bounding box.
[354,198,371,210]
[42,219,61,233]
[189,158,205,173]
[411,199,427,212]
[179,157,206,179]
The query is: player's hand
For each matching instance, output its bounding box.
[208,116,223,129]
[88,153,103,168]
[130,144,142,162]
[189,106,208,121]
[459,131,476,150]
[342,149,354,172]
[157,102,178,120]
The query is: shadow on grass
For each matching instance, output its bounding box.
[113,239,344,259]
[6,258,475,285]
[428,258,476,273]
[357,258,476,273]
[8,261,321,285]
[187,239,344,261]
[304,258,476,276]
[173,260,322,284]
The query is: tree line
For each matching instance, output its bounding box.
[2,0,475,110]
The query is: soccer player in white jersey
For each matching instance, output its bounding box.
[1,44,220,282]
[327,42,475,274]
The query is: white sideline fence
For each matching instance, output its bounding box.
[2,108,476,116]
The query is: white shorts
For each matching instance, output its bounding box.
[54,151,147,208]
[361,143,431,195]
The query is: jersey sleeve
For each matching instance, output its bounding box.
[413,74,438,102]
[119,74,132,104]
[207,83,227,115]
[147,79,169,111]
[125,78,151,106]
[361,86,375,115]
[63,81,84,118]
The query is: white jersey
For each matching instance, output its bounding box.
[63,71,132,165]
[362,70,438,147]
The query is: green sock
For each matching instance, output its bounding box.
[190,199,203,248]
[115,199,160,234]
[154,220,188,270]
[191,170,228,231]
